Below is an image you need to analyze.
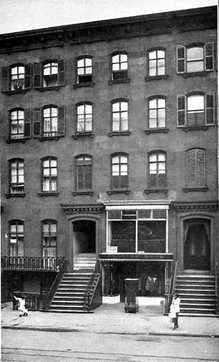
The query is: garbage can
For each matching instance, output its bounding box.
[124,278,139,313]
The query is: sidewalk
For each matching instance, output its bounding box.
[1,302,219,337]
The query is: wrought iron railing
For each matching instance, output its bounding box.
[13,292,40,311]
[1,256,65,272]
[215,261,219,314]
[41,258,68,311]
[84,260,102,311]
[165,260,178,314]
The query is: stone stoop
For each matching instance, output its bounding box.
[175,272,217,317]
[48,253,96,313]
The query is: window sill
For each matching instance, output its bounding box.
[145,75,169,82]
[108,78,131,85]
[144,128,169,135]
[6,138,29,144]
[179,71,210,78]
[5,193,26,198]
[73,82,95,89]
[72,132,94,139]
[107,189,130,195]
[72,191,94,196]
[38,192,59,197]
[36,86,63,92]
[108,131,131,137]
[2,89,29,95]
[144,188,168,194]
[183,187,208,193]
[179,126,211,132]
[39,135,64,141]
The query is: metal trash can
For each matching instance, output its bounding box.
[124,278,139,313]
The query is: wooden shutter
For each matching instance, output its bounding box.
[186,149,206,188]
[205,43,214,71]
[2,67,9,92]
[196,149,206,187]
[186,149,196,187]
[177,95,186,126]
[33,63,41,88]
[24,64,31,89]
[24,108,31,137]
[58,60,65,86]
[58,106,65,135]
[84,164,92,189]
[177,46,185,73]
[32,108,41,137]
[205,93,214,125]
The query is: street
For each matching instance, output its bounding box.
[2,329,219,362]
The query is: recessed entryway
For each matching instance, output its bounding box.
[73,220,96,256]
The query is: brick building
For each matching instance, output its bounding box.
[1,6,218,314]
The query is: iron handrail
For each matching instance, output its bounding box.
[1,256,65,271]
[84,260,101,311]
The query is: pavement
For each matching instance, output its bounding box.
[1,302,219,338]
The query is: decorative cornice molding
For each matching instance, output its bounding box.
[171,201,218,213]
[61,203,104,215]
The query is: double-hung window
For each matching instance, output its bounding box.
[111,53,128,81]
[77,57,92,84]
[9,159,24,195]
[33,60,65,89]
[177,43,214,73]
[10,65,25,90]
[43,107,58,137]
[148,49,165,76]
[111,154,128,189]
[9,220,24,257]
[76,103,92,132]
[148,151,167,188]
[112,100,128,132]
[10,109,24,139]
[33,105,65,139]
[148,97,166,128]
[75,155,92,190]
[42,220,57,258]
[42,158,58,192]
[2,64,31,92]
[178,93,214,127]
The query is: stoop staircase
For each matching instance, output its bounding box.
[175,272,217,317]
[49,253,96,313]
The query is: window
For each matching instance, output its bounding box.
[76,103,92,132]
[2,64,31,92]
[111,154,128,189]
[43,107,58,137]
[186,148,206,188]
[77,57,92,84]
[177,43,214,73]
[178,93,214,127]
[148,97,166,128]
[9,159,24,194]
[42,158,58,192]
[148,49,165,76]
[42,220,57,258]
[112,101,128,132]
[9,220,24,257]
[75,155,92,190]
[33,60,65,89]
[10,109,24,139]
[33,106,65,138]
[111,53,128,80]
[148,152,167,188]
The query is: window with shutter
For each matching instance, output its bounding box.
[2,67,9,92]
[43,106,58,137]
[10,109,25,139]
[24,109,31,138]
[33,108,42,137]
[177,43,214,73]
[186,148,206,188]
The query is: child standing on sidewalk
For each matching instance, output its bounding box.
[14,295,28,317]
[170,293,180,330]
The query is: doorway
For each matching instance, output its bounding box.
[184,219,210,270]
[73,220,96,256]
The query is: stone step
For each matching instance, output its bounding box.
[180,302,216,308]
[179,313,218,317]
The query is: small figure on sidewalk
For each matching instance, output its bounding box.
[14,295,28,317]
[170,293,180,330]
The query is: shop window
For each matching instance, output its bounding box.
[148,49,165,76]
[138,221,166,253]
[111,154,128,190]
[9,220,24,257]
[111,53,128,81]
[75,155,92,190]
[33,60,65,89]
[77,57,92,84]
[148,97,166,128]
[148,151,167,188]
[9,159,24,195]
[41,157,58,193]
[112,100,128,132]
[178,93,214,127]
[42,220,57,258]
[177,43,214,73]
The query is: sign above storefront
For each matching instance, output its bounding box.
[99,253,173,262]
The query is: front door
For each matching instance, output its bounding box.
[184,219,210,270]
[73,220,96,256]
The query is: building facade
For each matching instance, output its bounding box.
[1,6,218,309]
